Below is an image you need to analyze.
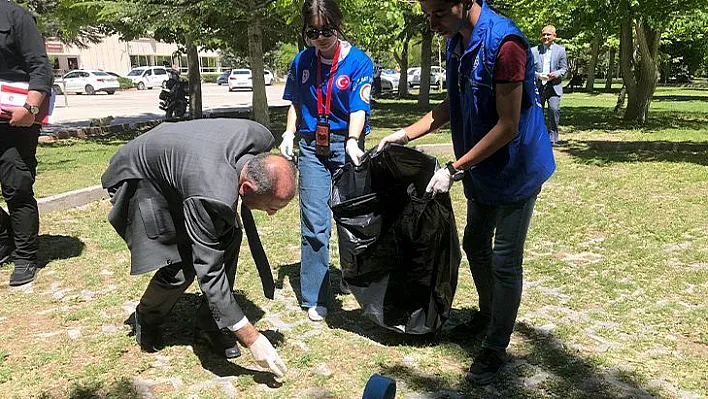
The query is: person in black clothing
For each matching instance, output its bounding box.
[373,63,382,98]
[0,1,53,286]
[164,62,180,89]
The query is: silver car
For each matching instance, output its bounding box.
[408,66,446,90]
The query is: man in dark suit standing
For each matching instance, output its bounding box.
[531,25,567,145]
[0,1,53,286]
[102,119,295,379]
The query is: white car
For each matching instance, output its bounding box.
[125,66,169,90]
[228,69,275,91]
[380,69,399,93]
[52,70,120,95]
[408,66,446,89]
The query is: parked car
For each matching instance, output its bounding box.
[228,68,275,91]
[125,66,169,90]
[408,66,446,89]
[380,69,399,93]
[264,69,274,85]
[52,70,120,95]
[217,69,231,85]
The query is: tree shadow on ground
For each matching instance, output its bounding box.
[652,94,708,102]
[559,141,708,166]
[371,102,444,130]
[275,262,350,311]
[562,106,707,132]
[370,318,656,398]
[121,291,285,390]
[37,234,85,268]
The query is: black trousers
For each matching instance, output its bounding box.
[0,123,40,265]
[136,230,241,331]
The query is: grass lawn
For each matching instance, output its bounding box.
[0,87,705,398]
[34,140,125,198]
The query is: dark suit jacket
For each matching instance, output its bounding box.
[531,43,568,96]
[102,118,274,329]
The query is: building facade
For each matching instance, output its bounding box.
[45,35,224,77]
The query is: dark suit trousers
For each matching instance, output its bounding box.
[540,84,561,143]
[137,227,242,331]
[0,123,40,265]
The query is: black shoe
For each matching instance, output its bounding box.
[9,262,37,286]
[0,238,14,265]
[466,348,506,385]
[449,312,490,340]
[135,313,164,353]
[195,328,241,359]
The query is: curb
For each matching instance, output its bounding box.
[44,105,290,141]
[38,185,107,214]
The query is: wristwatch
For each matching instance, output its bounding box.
[23,103,40,116]
[446,161,465,181]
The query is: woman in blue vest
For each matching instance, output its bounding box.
[280,0,374,322]
[378,0,555,385]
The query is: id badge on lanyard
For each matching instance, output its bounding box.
[315,42,341,158]
[315,117,331,157]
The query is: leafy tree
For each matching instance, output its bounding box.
[15,0,104,46]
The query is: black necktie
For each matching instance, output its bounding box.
[240,205,275,299]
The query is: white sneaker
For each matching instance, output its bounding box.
[307,306,328,322]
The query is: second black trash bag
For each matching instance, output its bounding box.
[330,144,461,334]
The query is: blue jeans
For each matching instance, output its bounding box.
[462,193,538,352]
[298,133,361,308]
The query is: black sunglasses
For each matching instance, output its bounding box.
[305,27,335,40]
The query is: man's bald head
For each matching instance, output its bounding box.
[239,153,297,214]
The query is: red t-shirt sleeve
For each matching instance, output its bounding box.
[494,36,527,83]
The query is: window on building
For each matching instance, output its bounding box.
[129,55,152,68]
[180,56,188,73]
[155,55,172,67]
[200,57,217,73]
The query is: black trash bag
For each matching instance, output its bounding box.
[331,144,461,334]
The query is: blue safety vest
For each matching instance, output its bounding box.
[446,1,555,204]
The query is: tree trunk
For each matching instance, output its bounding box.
[393,38,410,98]
[623,18,660,124]
[247,11,270,129]
[585,33,600,92]
[185,33,202,119]
[418,28,432,107]
[605,48,615,91]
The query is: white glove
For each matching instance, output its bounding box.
[425,167,454,194]
[248,333,287,379]
[279,131,295,160]
[377,129,409,152]
[346,137,365,166]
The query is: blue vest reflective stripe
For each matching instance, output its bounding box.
[446,1,555,204]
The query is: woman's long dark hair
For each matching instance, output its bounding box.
[301,0,344,43]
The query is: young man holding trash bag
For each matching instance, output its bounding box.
[378,0,555,385]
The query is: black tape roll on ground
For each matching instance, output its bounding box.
[331,144,461,334]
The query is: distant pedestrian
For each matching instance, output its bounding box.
[531,25,567,145]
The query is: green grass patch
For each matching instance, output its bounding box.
[2,86,704,398]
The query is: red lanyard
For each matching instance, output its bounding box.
[316,41,342,119]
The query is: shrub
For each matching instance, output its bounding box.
[201,73,220,83]
[118,77,134,89]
